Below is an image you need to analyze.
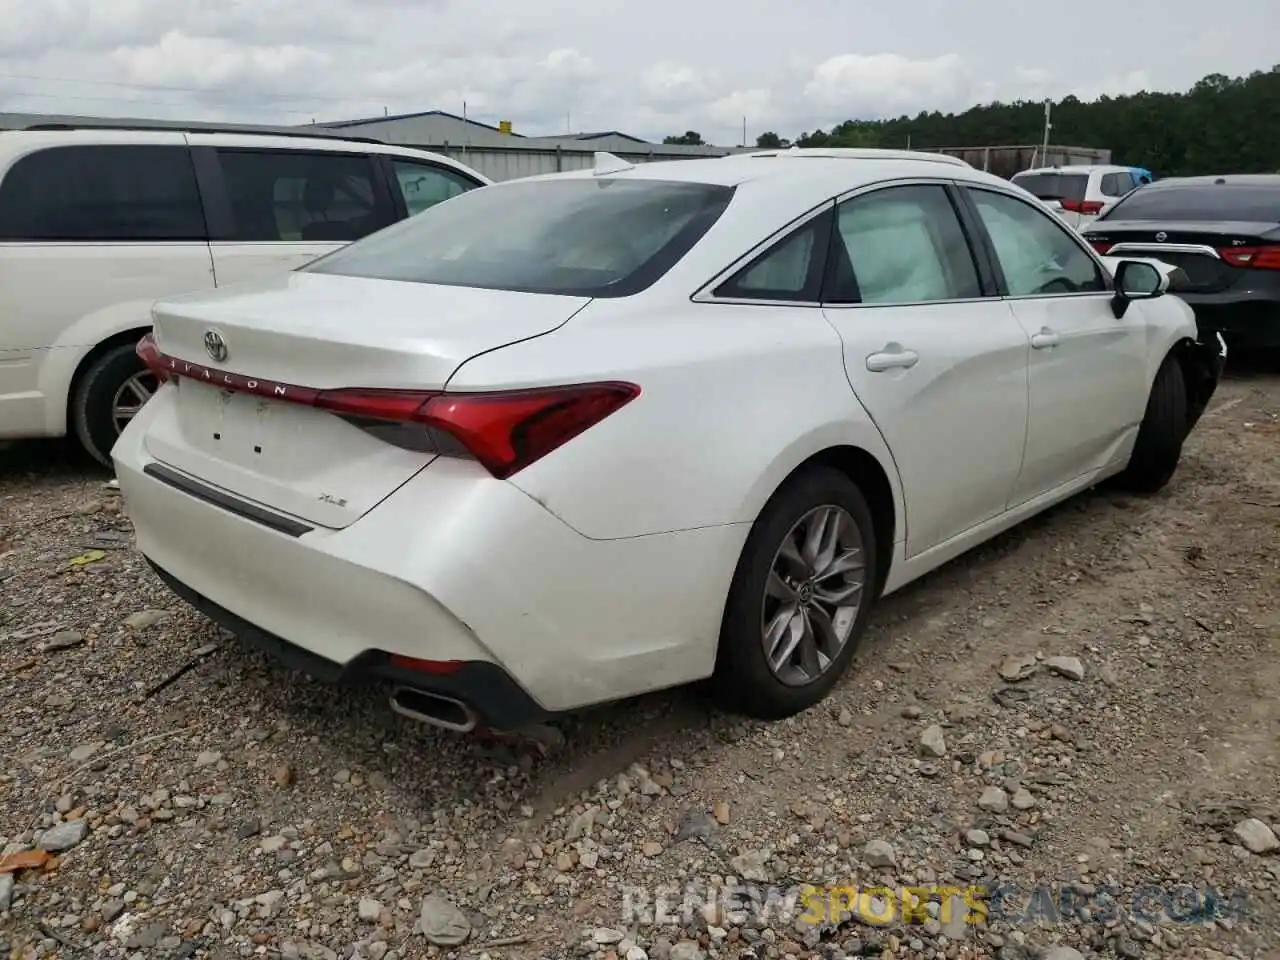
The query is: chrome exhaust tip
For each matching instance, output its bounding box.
[389,686,478,733]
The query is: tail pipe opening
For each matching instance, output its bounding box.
[389,687,478,733]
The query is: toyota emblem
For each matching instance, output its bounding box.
[1154,232,1168,242]
[203,330,228,363]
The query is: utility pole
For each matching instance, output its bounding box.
[1041,99,1052,164]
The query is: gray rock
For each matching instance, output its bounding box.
[0,873,13,912]
[418,894,470,946]
[966,828,990,847]
[567,807,599,840]
[125,609,171,630]
[195,750,222,767]
[863,839,897,868]
[1045,656,1085,680]
[359,898,383,922]
[1234,818,1279,854]
[919,725,947,758]
[1042,949,1085,960]
[998,654,1038,681]
[1011,788,1037,810]
[676,809,719,844]
[978,787,1009,813]
[37,819,89,851]
[669,942,705,960]
[68,743,97,762]
[593,928,626,945]
[730,850,770,882]
[125,922,168,950]
[45,631,84,651]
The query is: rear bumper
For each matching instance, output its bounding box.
[1178,287,1280,349]
[112,395,744,717]
[148,557,547,729]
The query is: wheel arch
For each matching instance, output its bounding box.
[763,444,898,600]
[1167,335,1222,431]
[66,327,150,423]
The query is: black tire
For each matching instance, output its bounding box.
[710,466,879,720]
[71,342,151,468]
[1116,354,1188,493]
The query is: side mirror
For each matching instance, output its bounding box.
[1110,259,1168,318]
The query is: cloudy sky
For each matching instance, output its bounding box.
[1,0,1276,145]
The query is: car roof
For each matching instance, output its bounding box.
[1140,173,1280,190]
[0,127,489,182]
[507,148,1011,208]
[1013,165,1133,176]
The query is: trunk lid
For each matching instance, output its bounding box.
[1083,220,1280,293]
[143,272,588,529]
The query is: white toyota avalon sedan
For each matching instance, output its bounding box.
[114,148,1225,735]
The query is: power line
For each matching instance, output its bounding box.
[0,71,363,106]
[0,88,324,118]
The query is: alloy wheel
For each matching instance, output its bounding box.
[111,372,158,436]
[761,504,867,686]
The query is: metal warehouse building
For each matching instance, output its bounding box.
[304,110,746,180]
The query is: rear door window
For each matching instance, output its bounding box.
[215,149,395,242]
[1100,173,1132,198]
[0,144,207,241]
[1010,172,1089,203]
[391,160,479,216]
[714,213,830,302]
[827,184,982,304]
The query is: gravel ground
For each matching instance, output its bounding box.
[2,361,1278,960]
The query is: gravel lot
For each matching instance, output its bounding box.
[2,361,1278,960]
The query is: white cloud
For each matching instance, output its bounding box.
[642,63,714,106]
[0,0,1273,145]
[113,31,329,91]
[804,53,975,117]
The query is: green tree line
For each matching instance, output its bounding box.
[745,65,1280,177]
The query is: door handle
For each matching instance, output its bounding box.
[1030,328,1060,350]
[865,345,920,372]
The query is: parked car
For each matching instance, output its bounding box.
[1081,174,1280,350]
[1010,164,1149,229]
[114,148,1224,733]
[0,123,491,465]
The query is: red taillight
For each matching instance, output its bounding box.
[1058,198,1103,215]
[138,337,640,479]
[1089,240,1113,255]
[1218,245,1280,270]
[313,382,639,479]
[388,655,465,675]
[136,333,169,383]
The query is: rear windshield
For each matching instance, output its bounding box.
[304,178,735,297]
[1101,185,1280,222]
[1010,172,1088,202]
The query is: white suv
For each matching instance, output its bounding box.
[1010,165,1151,230]
[0,123,490,464]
